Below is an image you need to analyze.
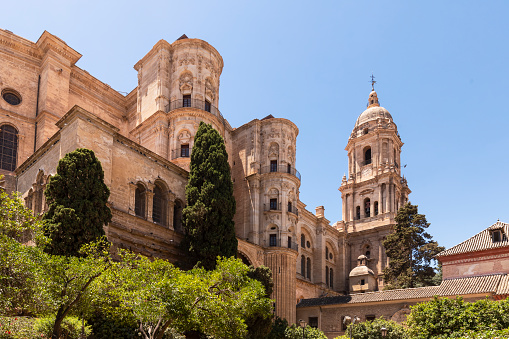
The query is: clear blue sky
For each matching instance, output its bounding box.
[4,0,508,250]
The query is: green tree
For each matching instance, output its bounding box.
[246,265,274,338]
[335,317,408,339]
[182,122,237,270]
[43,148,112,256]
[383,203,444,289]
[0,184,47,314]
[111,255,272,339]
[406,296,509,339]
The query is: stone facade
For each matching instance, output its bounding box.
[1,30,413,324]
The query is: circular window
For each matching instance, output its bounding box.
[2,89,22,106]
[306,241,311,248]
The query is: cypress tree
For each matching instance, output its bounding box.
[383,203,444,289]
[183,122,237,270]
[43,148,112,256]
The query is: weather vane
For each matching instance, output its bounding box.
[370,73,376,91]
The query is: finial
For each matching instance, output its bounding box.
[370,73,376,91]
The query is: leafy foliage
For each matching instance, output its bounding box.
[43,148,112,257]
[284,324,327,339]
[35,316,92,339]
[335,317,408,339]
[383,203,444,289]
[267,317,289,339]
[182,122,237,270]
[406,296,509,339]
[109,254,272,339]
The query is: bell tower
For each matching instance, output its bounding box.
[339,82,411,290]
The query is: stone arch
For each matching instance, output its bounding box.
[300,224,314,250]
[152,179,169,227]
[179,71,193,95]
[134,181,147,218]
[237,251,253,266]
[325,239,338,262]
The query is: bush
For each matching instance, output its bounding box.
[406,297,509,339]
[285,324,327,339]
[0,316,41,338]
[334,317,408,339]
[35,316,91,339]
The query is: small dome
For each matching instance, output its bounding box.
[357,254,367,260]
[349,265,375,277]
[355,106,393,128]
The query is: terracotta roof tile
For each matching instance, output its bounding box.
[297,274,505,308]
[437,221,509,257]
[496,275,509,296]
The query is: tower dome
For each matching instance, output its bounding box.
[354,90,393,129]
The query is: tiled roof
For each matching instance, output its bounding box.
[297,274,508,308]
[437,221,509,257]
[496,275,509,296]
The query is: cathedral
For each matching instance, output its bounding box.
[1,30,412,324]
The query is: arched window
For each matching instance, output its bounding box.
[134,184,146,218]
[330,268,334,288]
[325,247,329,260]
[364,147,371,165]
[325,266,329,286]
[356,206,361,220]
[364,198,371,217]
[306,257,311,279]
[0,124,18,171]
[301,234,305,248]
[301,255,305,276]
[173,199,183,232]
[152,183,168,226]
[374,201,379,215]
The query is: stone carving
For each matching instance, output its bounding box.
[268,143,279,157]
[179,53,195,67]
[179,72,193,94]
[178,130,191,144]
[205,77,216,101]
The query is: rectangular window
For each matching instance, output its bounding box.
[180,144,190,157]
[288,236,292,249]
[270,160,278,172]
[288,202,292,213]
[308,317,318,328]
[287,163,291,174]
[269,234,277,247]
[270,198,278,210]
[205,100,211,112]
[183,95,191,107]
[493,231,501,242]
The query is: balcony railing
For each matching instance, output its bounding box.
[267,237,299,251]
[287,205,299,216]
[165,99,226,126]
[264,203,281,212]
[361,158,372,166]
[171,147,192,160]
[260,165,301,181]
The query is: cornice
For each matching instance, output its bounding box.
[134,39,171,71]
[0,29,42,62]
[36,31,81,65]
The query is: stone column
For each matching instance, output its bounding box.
[350,193,355,222]
[370,199,374,217]
[378,188,382,214]
[146,183,155,223]
[128,182,137,216]
[167,192,176,229]
[342,194,346,221]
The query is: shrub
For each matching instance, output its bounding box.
[334,317,408,339]
[0,316,41,338]
[35,316,91,339]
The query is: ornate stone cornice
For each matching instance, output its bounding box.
[36,31,82,65]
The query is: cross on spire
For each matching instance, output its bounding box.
[370,73,376,91]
